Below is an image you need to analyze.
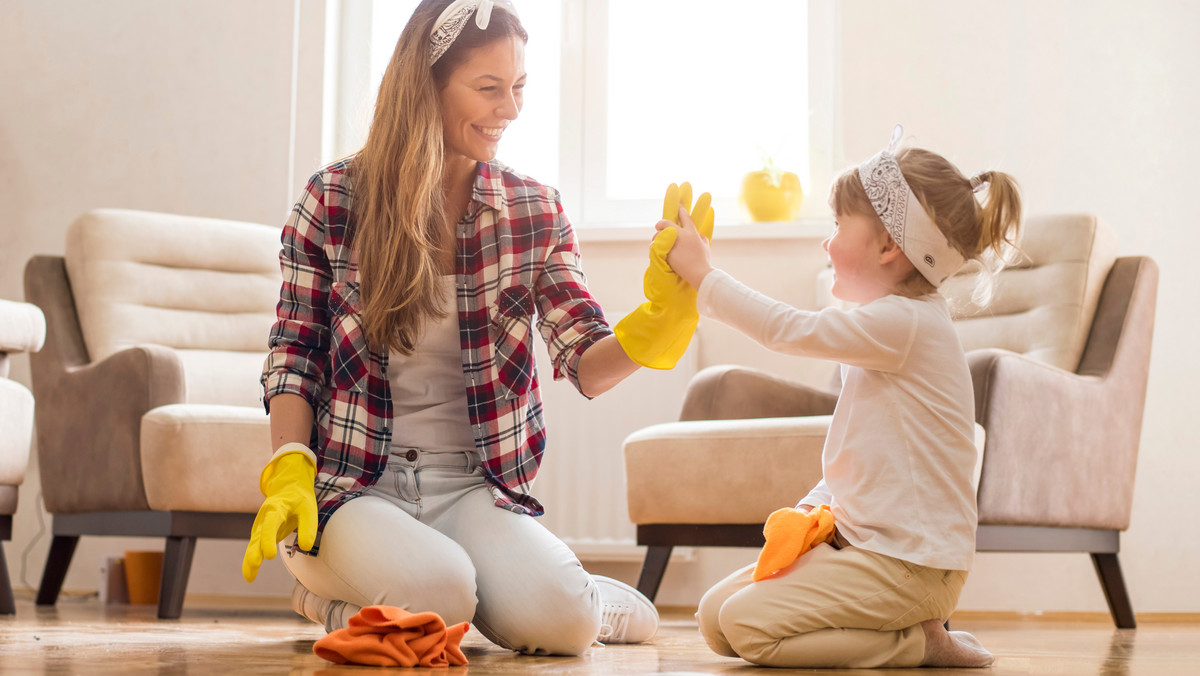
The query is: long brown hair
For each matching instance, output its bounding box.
[352,0,527,354]
[829,147,1023,302]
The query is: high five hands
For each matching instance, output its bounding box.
[654,183,715,289]
[613,182,715,370]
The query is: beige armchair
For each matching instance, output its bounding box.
[24,209,279,618]
[624,214,1155,629]
[0,299,46,614]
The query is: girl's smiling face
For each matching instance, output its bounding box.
[822,211,895,304]
[438,36,526,165]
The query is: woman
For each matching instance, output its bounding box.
[240,0,686,657]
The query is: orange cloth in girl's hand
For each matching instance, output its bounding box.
[752,505,837,582]
[313,605,469,667]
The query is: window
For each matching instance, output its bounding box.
[325,0,835,227]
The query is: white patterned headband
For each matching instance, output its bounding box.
[429,0,520,65]
[857,125,965,287]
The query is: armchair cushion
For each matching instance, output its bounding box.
[0,379,34,500]
[140,404,273,513]
[0,298,44,513]
[625,416,985,527]
[943,213,1116,372]
[63,209,279,408]
[625,416,831,525]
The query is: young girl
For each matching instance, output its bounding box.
[658,126,1021,669]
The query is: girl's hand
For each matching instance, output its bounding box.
[656,204,714,288]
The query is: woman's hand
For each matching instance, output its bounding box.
[612,182,715,370]
[656,204,714,289]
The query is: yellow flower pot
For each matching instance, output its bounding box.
[741,170,804,222]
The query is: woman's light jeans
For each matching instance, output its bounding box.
[281,448,602,656]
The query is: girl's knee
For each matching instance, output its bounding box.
[696,588,739,658]
[718,593,776,663]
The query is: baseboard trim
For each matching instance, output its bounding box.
[948,610,1200,624]
[655,606,1199,624]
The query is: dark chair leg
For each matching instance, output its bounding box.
[0,541,15,615]
[158,536,197,620]
[636,545,673,602]
[36,535,79,606]
[1092,553,1136,629]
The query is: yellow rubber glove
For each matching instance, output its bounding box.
[242,450,318,583]
[752,504,836,581]
[613,182,716,369]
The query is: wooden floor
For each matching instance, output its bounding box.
[1,595,1198,674]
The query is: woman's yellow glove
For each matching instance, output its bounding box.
[614,182,715,369]
[242,449,318,583]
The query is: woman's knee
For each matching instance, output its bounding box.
[475,571,600,656]
[315,498,482,623]
[376,557,479,625]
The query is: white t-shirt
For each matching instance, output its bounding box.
[698,269,978,571]
[386,276,476,453]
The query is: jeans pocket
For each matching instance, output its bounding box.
[389,464,420,504]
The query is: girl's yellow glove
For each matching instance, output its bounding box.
[242,449,318,583]
[614,182,715,369]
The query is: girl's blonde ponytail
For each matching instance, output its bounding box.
[971,170,1022,261]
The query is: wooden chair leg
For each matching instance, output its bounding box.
[158,535,197,620]
[636,545,673,602]
[0,541,15,615]
[36,535,79,606]
[1092,552,1136,629]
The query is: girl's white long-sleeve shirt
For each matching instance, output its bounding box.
[697,269,979,571]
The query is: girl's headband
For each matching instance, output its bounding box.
[429,0,520,65]
[857,125,965,287]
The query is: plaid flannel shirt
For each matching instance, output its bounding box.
[262,158,612,553]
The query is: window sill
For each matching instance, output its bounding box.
[575,218,833,243]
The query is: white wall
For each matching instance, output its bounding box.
[2,0,1197,615]
[0,0,324,600]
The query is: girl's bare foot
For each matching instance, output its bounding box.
[920,619,994,668]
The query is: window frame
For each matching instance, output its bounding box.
[322,0,839,230]
[566,0,837,228]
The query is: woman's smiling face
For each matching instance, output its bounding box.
[439,35,526,164]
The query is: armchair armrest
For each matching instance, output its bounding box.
[969,348,1140,530]
[624,416,829,525]
[680,365,838,421]
[26,254,187,512]
[39,344,186,513]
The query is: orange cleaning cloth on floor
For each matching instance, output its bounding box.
[313,605,469,667]
[752,504,836,581]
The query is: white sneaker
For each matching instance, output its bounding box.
[593,575,659,644]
